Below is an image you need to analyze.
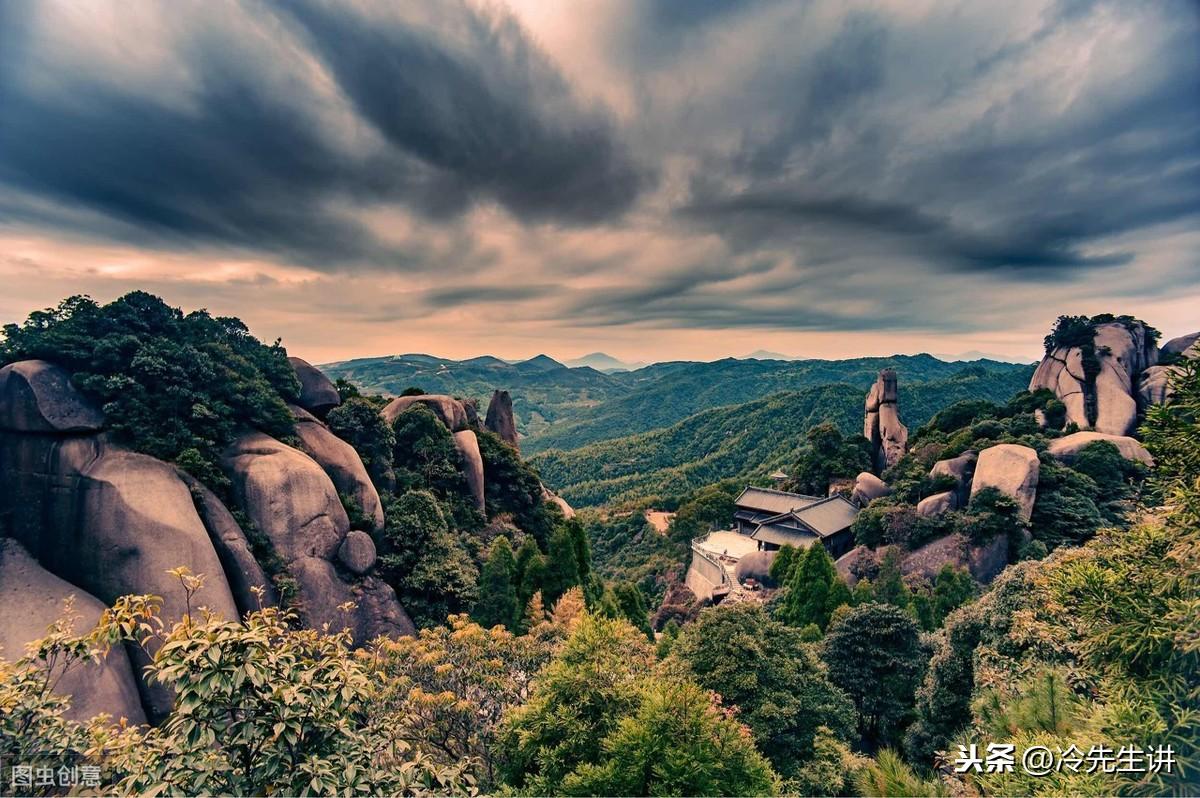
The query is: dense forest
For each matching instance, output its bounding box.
[1,294,1195,796]
[532,366,1032,507]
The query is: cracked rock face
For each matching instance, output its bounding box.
[864,369,907,472]
[971,443,1040,522]
[1030,321,1158,436]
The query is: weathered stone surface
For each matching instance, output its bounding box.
[1046,431,1153,466]
[178,471,278,616]
[0,539,147,725]
[837,534,1006,587]
[864,369,907,471]
[77,449,239,721]
[337,530,377,575]
[289,558,414,639]
[462,398,480,427]
[931,450,977,504]
[288,357,340,417]
[222,433,348,563]
[851,471,890,506]
[292,408,384,533]
[485,390,519,450]
[0,360,104,433]
[453,430,486,513]
[917,491,956,517]
[734,550,778,587]
[1031,321,1157,436]
[381,394,468,431]
[1161,331,1200,357]
[971,443,1040,522]
[1138,365,1175,408]
[221,432,411,644]
[542,484,576,519]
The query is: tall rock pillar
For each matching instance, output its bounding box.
[864,368,907,473]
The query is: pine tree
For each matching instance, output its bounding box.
[541,526,581,606]
[872,548,911,609]
[779,544,850,630]
[474,536,519,630]
[768,544,799,585]
[514,537,545,609]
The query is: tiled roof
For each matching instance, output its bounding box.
[792,495,860,538]
[733,486,822,516]
[751,523,819,548]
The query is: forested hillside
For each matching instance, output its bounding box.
[323,352,1034,452]
[533,366,1034,507]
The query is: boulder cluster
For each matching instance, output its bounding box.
[1030,322,1198,435]
[0,357,410,724]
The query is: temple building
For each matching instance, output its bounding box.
[732,486,859,559]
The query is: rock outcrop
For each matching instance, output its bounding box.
[1138,331,1199,410]
[0,360,105,433]
[288,357,341,417]
[970,444,1040,522]
[381,394,469,431]
[930,451,977,505]
[485,390,519,450]
[221,432,413,643]
[864,369,907,472]
[1046,431,1153,466]
[0,539,147,725]
[337,530,377,575]
[542,485,576,519]
[1030,320,1158,435]
[917,491,956,517]
[292,407,384,533]
[734,550,778,587]
[178,472,278,616]
[851,471,890,506]
[452,430,486,513]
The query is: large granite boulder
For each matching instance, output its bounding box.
[1161,331,1200,357]
[1138,332,1199,409]
[931,451,977,504]
[851,471,890,506]
[453,430,486,513]
[381,394,468,431]
[0,539,147,725]
[917,491,956,517]
[288,357,341,417]
[1046,431,1154,466]
[734,550,778,587]
[0,360,105,433]
[1030,321,1157,436]
[970,444,1040,522]
[485,390,519,450]
[292,407,384,533]
[864,369,907,472]
[337,530,377,575]
[222,433,412,643]
[178,472,278,616]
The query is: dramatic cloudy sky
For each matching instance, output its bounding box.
[1,0,1197,363]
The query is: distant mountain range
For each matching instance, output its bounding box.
[321,352,1035,453]
[931,350,1034,364]
[530,365,1036,508]
[563,352,649,372]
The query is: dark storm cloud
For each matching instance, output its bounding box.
[422,284,556,308]
[0,0,647,270]
[281,1,649,224]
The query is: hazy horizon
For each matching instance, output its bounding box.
[1,1,1197,364]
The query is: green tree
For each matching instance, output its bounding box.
[768,544,800,584]
[0,292,299,492]
[930,564,975,626]
[787,422,872,496]
[871,548,911,609]
[778,544,851,630]
[477,429,559,548]
[823,603,927,749]
[559,679,778,797]
[390,405,466,499]
[474,536,519,631]
[672,603,855,784]
[541,525,582,607]
[497,614,655,793]
[513,536,545,610]
[326,397,396,490]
